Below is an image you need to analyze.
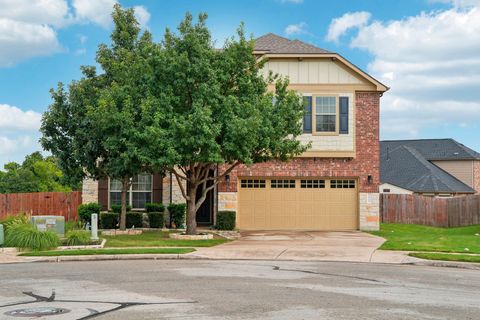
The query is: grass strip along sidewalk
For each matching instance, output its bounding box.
[20,248,195,257]
[370,223,480,254]
[103,230,229,248]
[409,252,480,263]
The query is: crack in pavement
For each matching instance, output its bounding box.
[0,291,198,319]
[272,265,386,283]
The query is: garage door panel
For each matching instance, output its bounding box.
[238,178,358,230]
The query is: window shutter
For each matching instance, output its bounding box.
[303,96,312,133]
[152,173,163,203]
[98,178,109,211]
[339,97,349,134]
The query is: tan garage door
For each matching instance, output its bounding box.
[237,178,358,230]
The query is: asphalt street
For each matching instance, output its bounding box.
[0,260,479,319]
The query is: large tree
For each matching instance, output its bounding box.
[41,5,156,229]
[0,152,75,193]
[144,14,308,235]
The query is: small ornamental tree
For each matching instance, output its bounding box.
[41,5,155,230]
[143,14,308,235]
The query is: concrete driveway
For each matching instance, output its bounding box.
[193,231,404,263]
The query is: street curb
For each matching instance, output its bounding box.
[25,253,207,263]
[409,259,480,270]
[19,253,480,270]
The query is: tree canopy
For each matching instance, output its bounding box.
[143,14,307,234]
[0,152,77,194]
[40,4,156,229]
[41,6,308,234]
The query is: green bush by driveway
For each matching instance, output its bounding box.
[371,223,480,254]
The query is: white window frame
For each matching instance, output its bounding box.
[108,173,153,210]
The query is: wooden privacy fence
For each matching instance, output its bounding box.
[0,191,82,221]
[381,193,480,227]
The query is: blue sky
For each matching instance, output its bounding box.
[0,0,479,168]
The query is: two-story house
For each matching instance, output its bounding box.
[82,33,388,231]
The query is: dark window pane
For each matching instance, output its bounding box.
[132,192,152,209]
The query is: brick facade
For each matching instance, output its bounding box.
[217,91,381,230]
[474,160,480,194]
[218,92,380,193]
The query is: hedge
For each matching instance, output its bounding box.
[100,212,118,229]
[148,212,164,228]
[145,203,165,213]
[168,203,186,229]
[77,203,101,224]
[215,211,236,230]
[126,212,143,228]
[110,204,132,213]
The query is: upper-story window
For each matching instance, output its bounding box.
[316,97,337,133]
[303,95,349,135]
[109,173,152,209]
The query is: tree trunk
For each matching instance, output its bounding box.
[119,176,129,230]
[186,184,197,235]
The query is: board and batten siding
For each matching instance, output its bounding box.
[261,59,364,85]
[432,160,474,188]
[261,58,371,156]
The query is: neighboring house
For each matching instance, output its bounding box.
[82,33,388,231]
[380,139,480,197]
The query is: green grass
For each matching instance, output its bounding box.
[20,247,195,257]
[103,230,230,248]
[370,223,480,254]
[409,252,480,263]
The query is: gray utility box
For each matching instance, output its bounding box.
[0,224,4,246]
[31,216,65,237]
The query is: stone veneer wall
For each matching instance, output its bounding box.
[166,172,187,204]
[217,92,381,231]
[474,160,480,194]
[82,178,98,204]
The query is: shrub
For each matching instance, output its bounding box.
[110,204,132,213]
[148,212,164,228]
[66,230,90,246]
[126,212,143,228]
[168,203,186,229]
[77,203,101,223]
[5,223,59,251]
[65,220,84,232]
[215,211,236,230]
[0,214,30,233]
[145,203,165,213]
[100,212,118,229]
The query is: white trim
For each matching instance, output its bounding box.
[108,174,153,210]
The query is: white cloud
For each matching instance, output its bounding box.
[343,4,480,138]
[134,6,150,28]
[280,0,303,3]
[0,104,42,131]
[72,0,117,28]
[0,0,70,27]
[0,104,42,165]
[78,34,87,44]
[284,22,307,36]
[0,18,61,67]
[326,11,371,42]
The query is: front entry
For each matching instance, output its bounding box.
[195,172,214,226]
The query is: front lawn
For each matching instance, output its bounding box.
[409,252,480,263]
[370,223,480,254]
[20,247,195,257]
[103,230,230,248]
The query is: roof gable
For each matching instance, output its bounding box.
[254,33,388,92]
[380,140,477,193]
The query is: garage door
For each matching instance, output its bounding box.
[238,178,358,230]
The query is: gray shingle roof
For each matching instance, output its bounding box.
[254,33,330,54]
[381,139,477,193]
